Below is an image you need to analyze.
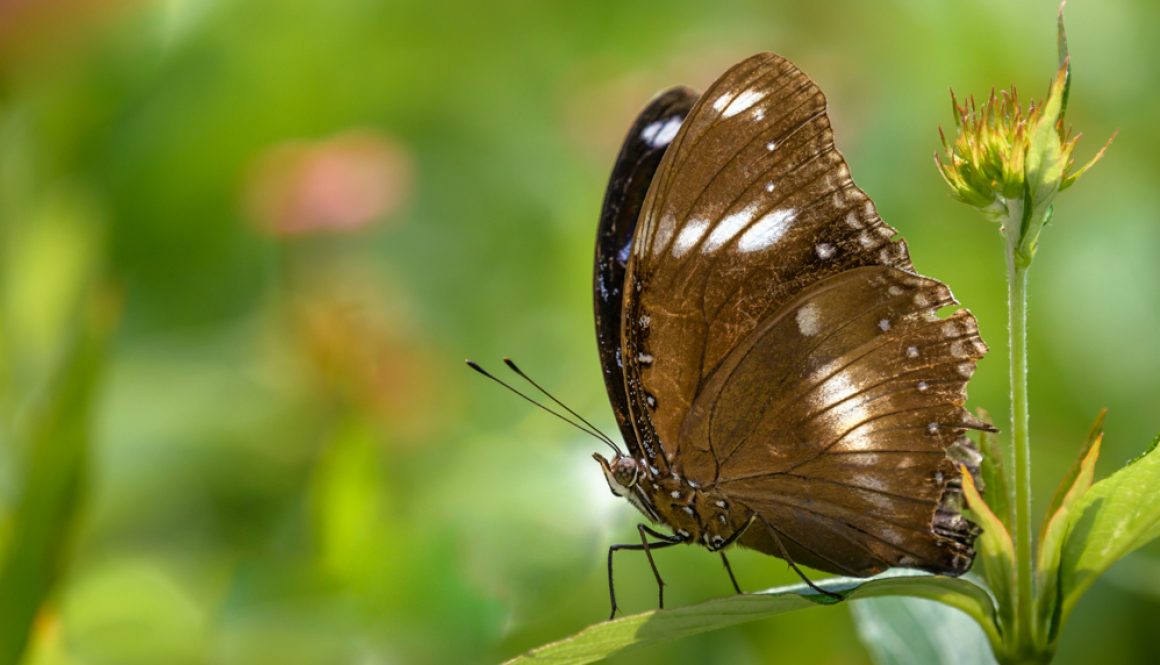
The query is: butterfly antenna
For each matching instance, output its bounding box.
[465,359,623,456]
[502,358,622,452]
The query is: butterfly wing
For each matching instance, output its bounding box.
[596,87,698,454]
[682,265,987,575]
[619,52,988,574]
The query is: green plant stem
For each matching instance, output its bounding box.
[1005,229,1035,655]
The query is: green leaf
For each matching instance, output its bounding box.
[1058,433,1160,630]
[1017,56,1069,265]
[503,574,997,665]
[1035,428,1101,645]
[0,289,116,664]
[1023,66,1067,207]
[851,584,999,665]
[1055,0,1072,118]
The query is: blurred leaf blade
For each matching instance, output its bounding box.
[851,591,999,665]
[0,288,116,664]
[504,574,997,665]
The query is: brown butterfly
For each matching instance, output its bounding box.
[592,52,992,617]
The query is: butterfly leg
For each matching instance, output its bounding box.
[606,526,683,620]
[708,514,757,593]
[719,552,742,594]
[762,520,843,601]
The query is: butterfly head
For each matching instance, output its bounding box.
[593,452,640,497]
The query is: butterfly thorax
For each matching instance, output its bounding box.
[594,453,753,549]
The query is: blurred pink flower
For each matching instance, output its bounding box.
[246,130,413,236]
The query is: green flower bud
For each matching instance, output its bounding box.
[935,11,1113,267]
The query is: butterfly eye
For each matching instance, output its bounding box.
[594,454,637,497]
[611,457,640,488]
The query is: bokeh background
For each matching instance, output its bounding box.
[1,0,1157,663]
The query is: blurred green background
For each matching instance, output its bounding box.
[0,0,1157,663]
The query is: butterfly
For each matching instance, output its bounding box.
[591,52,992,617]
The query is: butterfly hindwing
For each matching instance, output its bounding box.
[684,266,986,574]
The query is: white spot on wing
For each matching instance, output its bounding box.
[765,140,777,151]
[672,217,709,257]
[640,117,682,147]
[721,89,764,118]
[737,209,795,252]
[815,242,835,260]
[809,372,875,452]
[704,204,758,251]
[653,213,676,256]
[796,302,821,336]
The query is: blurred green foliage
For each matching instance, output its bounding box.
[0,1,1156,663]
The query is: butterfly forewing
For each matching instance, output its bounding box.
[595,87,699,456]
[622,53,912,466]
[617,52,986,576]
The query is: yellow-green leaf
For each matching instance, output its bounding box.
[960,465,1016,636]
[1041,409,1106,541]
[1036,431,1102,645]
[975,408,1009,529]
